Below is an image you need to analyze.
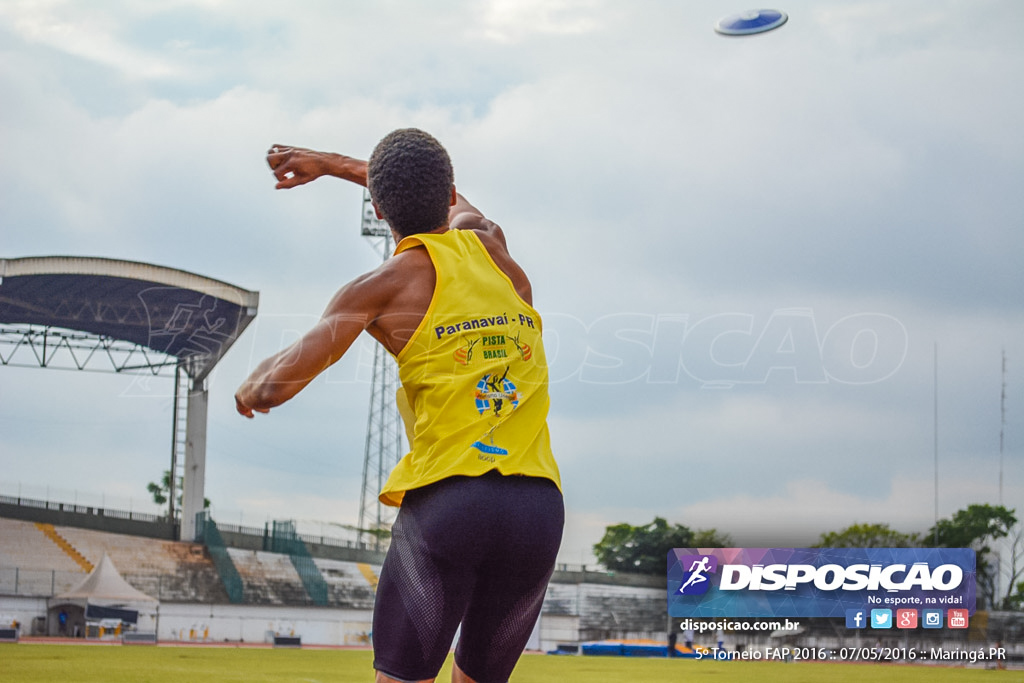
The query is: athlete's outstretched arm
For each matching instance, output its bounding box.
[266,144,368,190]
[234,274,382,417]
[268,143,483,229]
[449,192,483,222]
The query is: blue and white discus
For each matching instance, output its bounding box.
[714,9,788,36]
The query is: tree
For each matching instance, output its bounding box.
[996,525,1024,610]
[815,506,1022,610]
[593,517,731,575]
[928,503,1016,610]
[929,504,1016,548]
[147,470,210,514]
[814,523,920,548]
[146,471,173,506]
[693,528,732,548]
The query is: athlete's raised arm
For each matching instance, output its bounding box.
[266,144,368,190]
[266,144,488,234]
[449,191,506,239]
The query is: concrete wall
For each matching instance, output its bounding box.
[539,614,580,653]
[0,595,47,637]
[0,501,176,541]
[154,602,374,645]
[550,567,662,589]
[1,594,590,651]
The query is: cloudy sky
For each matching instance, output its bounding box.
[1,0,1022,565]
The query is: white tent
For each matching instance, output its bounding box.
[48,553,157,636]
[54,553,157,604]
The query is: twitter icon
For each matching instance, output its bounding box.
[870,609,893,629]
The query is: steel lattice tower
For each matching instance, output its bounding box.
[356,190,405,550]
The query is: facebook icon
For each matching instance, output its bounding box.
[845,609,866,629]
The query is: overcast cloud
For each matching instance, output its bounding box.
[1,0,1022,564]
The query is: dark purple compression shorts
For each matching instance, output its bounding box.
[372,470,564,683]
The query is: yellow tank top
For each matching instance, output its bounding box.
[378,229,561,506]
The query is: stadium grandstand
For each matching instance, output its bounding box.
[0,492,668,649]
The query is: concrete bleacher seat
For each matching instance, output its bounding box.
[56,526,181,574]
[312,557,379,609]
[544,583,581,616]
[2,515,378,607]
[0,518,89,574]
[227,548,311,605]
[544,582,664,640]
[53,525,227,603]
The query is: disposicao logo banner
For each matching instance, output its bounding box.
[668,548,976,618]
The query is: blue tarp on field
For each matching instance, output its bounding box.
[580,640,698,658]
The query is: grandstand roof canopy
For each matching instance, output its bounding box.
[0,256,259,380]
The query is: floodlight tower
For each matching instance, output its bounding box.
[356,189,405,551]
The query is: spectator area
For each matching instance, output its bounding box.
[313,557,378,610]
[0,517,381,607]
[0,518,85,574]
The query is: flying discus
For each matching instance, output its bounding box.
[714,9,788,36]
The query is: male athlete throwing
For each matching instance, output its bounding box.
[235,129,563,683]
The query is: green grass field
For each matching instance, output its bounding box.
[0,645,1017,683]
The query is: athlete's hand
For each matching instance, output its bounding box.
[235,392,270,419]
[266,144,328,189]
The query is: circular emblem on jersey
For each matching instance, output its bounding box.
[474,369,519,416]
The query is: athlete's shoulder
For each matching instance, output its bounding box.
[450,212,508,248]
[376,243,434,284]
[329,245,431,309]
[451,219,532,306]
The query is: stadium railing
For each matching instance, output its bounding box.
[195,512,244,603]
[270,520,330,606]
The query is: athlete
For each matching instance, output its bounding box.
[235,129,563,683]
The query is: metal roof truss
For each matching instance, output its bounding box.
[0,323,185,375]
